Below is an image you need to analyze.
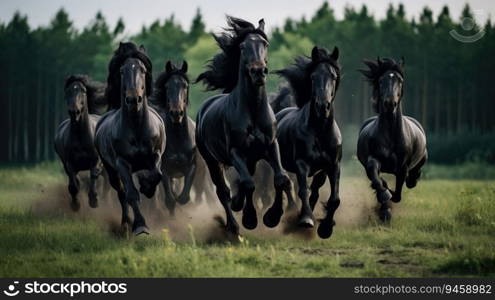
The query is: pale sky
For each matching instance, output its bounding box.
[0,0,493,34]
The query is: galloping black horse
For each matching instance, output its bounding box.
[95,42,165,235]
[152,60,214,215]
[195,16,291,237]
[54,75,107,211]
[227,82,297,212]
[264,46,342,239]
[357,57,427,221]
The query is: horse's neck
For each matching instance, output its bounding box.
[70,108,92,138]
[306,99,334,132]
[166,110,189,135]
[121,100,150,132]
[378,105,404,139]
[234,66,267,119]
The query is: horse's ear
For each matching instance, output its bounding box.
[331,46,339,61]
[311,46,320,61]
[377,56,382,65]
[139,44,146,52]
[181,61,188,73]
[399,56,405,68]
[258,18,265,32]
[165,61,174,73]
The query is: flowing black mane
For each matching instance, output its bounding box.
[359,57,404,112]
[64,74,107,115]
[274,46,341,108]
[195,16,268,93]
[105,42,153,109]
[152,61,189,107]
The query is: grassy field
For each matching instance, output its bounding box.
[0,162,494,277]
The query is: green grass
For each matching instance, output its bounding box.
[0,162,494,277]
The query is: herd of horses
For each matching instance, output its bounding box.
[54,16,427,240]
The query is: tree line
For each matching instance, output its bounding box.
[0,2,493,164]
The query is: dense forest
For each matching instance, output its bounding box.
[0,2,494,164]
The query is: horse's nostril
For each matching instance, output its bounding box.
[137,96,143,103]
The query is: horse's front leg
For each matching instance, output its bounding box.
[318,162,341,239]
[177,162,196,205]
[231,148,257,230]
[88,162,102,208]
[115,157,148,235]
[264,141,292,206]
[391,167,407,203]
[63,162,81,211]
[161,170,176,215]
[366,156,392,221]
[295,160,314,227]
[139,153,163,199]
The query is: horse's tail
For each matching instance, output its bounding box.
[269,83,293,113]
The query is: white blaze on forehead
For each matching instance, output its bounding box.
[389,73,394,78]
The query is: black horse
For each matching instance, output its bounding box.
[95,42,165,235]
[357,57,427,221]
[152,60,214,215]
[195,16,291,237]
[263,46,342,239]
[54,75,108,211]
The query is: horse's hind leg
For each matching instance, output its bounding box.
[406,155,427,189]
[88,162,102,208]
[318,163,341,239]
[115,157,148,235]
[366,157,391,221]
[294,160,314,227]
[161,171,176,216]
[177,163,196,205]
[64,163,81,211]
[263,186,284,228]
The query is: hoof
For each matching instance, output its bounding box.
[377,189,392,203]
[242,211,258,230]
[70,200,81,212]
[231,194,244,212]
[378,208,392,222]
[133,225,150,236]
[317,219,335,239]
[298,215,314,228]
[225,223,240,239]
[406,177,418,189]
[226,232,243,244]
[263,208,283,228]
[177,194,190,205]
[390,194,401,203]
